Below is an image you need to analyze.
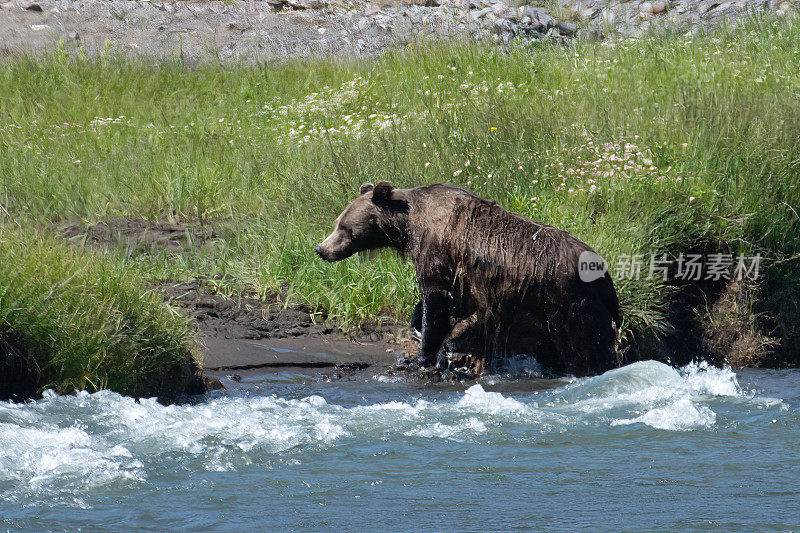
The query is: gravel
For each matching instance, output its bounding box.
[0,0,796,62]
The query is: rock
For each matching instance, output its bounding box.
[471,6,492,19]
[716,0,735,13]
[306,0,330,9]
[25,3,41,11]
[699,0,720,14]
[536,9,557,28]
[266,0,328,11]
[466,0,490,9]
[492,17,514,34]
[203,376,225,390]
[651,0,667,13]
[556,20,577,34]
[491,2,512,19]
[517,5,557,31]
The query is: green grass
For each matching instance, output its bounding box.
[1,15,799,364]
[0,227,202,399]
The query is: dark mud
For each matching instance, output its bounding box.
[160,279,332,341]
[157,278,419,380]
[59,217,225,255]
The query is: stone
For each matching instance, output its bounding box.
[699,0,720,14]
[491,2,512,19]
[556,20,577,34]
[203,376,225,390]
[492,18,513,33]
[651,0,667,13]
[25,3,41,11]
[471,6,492,19]
[519,5,557,28]
[717,0,734,12]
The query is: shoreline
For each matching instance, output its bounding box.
[0,0,794,64]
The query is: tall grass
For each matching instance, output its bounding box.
[0,227,202,399]
[1,16,798,346]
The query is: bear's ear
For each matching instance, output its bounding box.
[359,182,374,195]
[371,181,394,206]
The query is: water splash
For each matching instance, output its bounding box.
[0,361,790,506]
[562,360,759,430]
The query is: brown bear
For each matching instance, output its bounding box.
[315,182,621,376]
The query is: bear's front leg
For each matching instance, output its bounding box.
[419,288,453,368]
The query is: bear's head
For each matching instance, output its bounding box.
[314,181,408,262]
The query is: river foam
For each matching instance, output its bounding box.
[0,361,789,507]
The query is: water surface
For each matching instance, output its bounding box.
[1,361,799,531]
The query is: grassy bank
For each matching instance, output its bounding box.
[1,15,799,366]
[0,227,203,401]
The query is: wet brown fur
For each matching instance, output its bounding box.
[316,182,621,376]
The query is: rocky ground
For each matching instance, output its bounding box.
[0,0,796,62]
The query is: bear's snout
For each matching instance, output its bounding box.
[314,243,338,262]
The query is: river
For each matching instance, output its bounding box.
[1,361,798,531]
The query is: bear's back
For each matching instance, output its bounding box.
[412,184,591,280]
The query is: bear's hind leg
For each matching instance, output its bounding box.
[562,299,617,376]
